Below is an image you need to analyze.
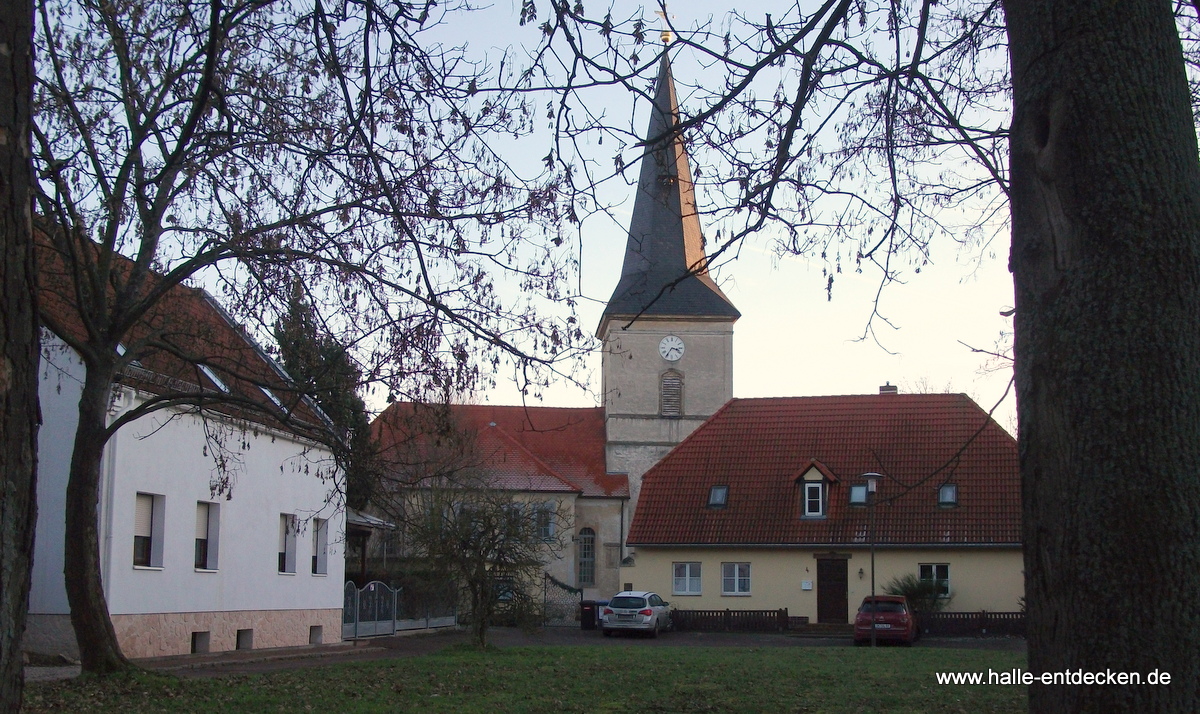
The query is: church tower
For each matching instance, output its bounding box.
[599,48,740,516]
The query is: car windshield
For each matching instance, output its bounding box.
[610,596,647,609]
[860,601,906,613]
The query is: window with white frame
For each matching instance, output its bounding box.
[536,502,556,541]
[919,563,951,597]
[311,518,328,574]
[577,528,596,586]
[803,481,825,517]
[278,514,297,573]
[673,562,702,595]
[134,493,164,567]
[721,562,751,595]
[195,502,220,570]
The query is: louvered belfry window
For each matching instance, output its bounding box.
[661,370,683,417]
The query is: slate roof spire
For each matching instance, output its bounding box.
[599,49,740,333]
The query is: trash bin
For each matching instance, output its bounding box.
[580,600,598,630]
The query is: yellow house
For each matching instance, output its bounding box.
[620,392,1023,623]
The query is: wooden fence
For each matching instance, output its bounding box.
[668,608,1024,637]
[919,611,1025,637]
[671,608,790,632]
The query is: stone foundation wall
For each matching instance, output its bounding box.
[25,609,343,660]
[111,608,343,658]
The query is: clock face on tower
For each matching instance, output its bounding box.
[659,335,685,361]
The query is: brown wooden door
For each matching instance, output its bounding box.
[816,558,848,623]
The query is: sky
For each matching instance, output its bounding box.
[469,2,1019,434]
[483,193,1017,434]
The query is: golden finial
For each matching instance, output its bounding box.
[655,8,673,45]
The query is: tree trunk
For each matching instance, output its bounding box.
[64,363,131,673]
[1005,0,1200,709]
[471,563,489,647]
[0,0,39,708]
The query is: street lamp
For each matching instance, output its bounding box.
[854,472,882,647]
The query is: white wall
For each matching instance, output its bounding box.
[102,398,345,615]
[29,336,84,615]
[31,333,345,620]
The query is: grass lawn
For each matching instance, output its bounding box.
[24,645,1027,713]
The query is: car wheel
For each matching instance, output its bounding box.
[602,629,613,637]
[650,619,660,638]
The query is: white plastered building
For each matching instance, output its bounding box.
[27,284,345,659]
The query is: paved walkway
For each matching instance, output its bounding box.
[25,627,1025,682]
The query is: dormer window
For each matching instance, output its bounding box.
[796,463,833,518]
[116,342,142,367]
[199,364,230,394]
[803,481,825,517]
[849,484,868,506]
[259,386,286,411]
[938,483,958,508]
[707,485,728,508]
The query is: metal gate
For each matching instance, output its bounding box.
[343,580,458,639]
[543,573,582,627]
[344,580,396,638]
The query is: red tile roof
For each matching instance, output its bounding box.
[37,238,329,439]
[627,394,1019,547]
[373,403,628,498]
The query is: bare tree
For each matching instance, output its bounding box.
[397,483,570,647]
[0,0,38,707]
[32,0,584,673]
[371,406,571,647]
[525,0,1200,709]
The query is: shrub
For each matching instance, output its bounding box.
[883,574,952,614]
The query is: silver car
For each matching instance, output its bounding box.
[600,590,672,637]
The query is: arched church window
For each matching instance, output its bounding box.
[661,370,683,417]
[578,528,596,586]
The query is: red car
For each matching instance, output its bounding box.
[853,595,917,645]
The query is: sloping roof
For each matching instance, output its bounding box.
[600,51,739,332]
[346,508,395,530]
[373,403,628,498]
[627,394,1020,547]
[37,238,329,439]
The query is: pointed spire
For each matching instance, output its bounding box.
[599,51,739,334]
